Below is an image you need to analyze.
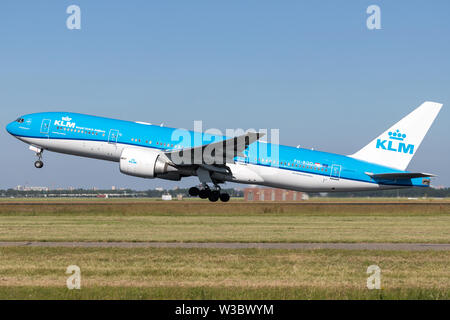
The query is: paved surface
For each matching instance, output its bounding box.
[0,241,449,251]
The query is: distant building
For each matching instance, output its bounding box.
[162,194,172,201]
[15,185,49,192]
[244,187,307,201]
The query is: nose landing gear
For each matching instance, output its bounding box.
[32,147,44,169]
[34,160,44,169]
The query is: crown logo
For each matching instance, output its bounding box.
[62,116,72,121]
[388,129,406,141]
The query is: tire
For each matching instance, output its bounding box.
[188,187,199,196]
[34,161,44,169]
[198,189,210,199]
[208,191,219,202]
[219,193,230,202]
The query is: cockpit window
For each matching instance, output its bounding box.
[16,118,24,123]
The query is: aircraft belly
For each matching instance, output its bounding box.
[255,165,379,192]
[19,137,122,162]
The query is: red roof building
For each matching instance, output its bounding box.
[244,187,306,201]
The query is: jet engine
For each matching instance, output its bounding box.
[119,148,177,178]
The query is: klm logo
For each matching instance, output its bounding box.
[54,117,76,128]
[129,159,137,164]
[376,129,414,154]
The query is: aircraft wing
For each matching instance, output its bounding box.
[365,172,436,180]
[165,132,265,166]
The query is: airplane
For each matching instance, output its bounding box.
[6,101,442,202]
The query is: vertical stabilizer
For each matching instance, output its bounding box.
[349,101,442,170]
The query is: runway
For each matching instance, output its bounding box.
[1,241,449,251]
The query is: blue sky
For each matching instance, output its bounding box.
[1,1,449,190]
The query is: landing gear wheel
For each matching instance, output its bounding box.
[189,187,200,197]
[34,160,44,169]
[198,188,211,199]
[219,193,230,202]
[208,191,220,202]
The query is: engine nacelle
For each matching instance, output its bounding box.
[119,148,176,178]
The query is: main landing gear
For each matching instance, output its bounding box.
[188,186,230,202]
[191,167,230,202]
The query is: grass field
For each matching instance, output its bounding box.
[1,214,449,243]
[0,201,448,243]
[0,247,448,299]
[0,199,448,299]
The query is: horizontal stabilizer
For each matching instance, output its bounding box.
[365,172,436,180]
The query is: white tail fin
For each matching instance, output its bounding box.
[349,101,443,170]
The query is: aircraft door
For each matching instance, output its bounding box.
[330,164,341,180]
[108,129,119,144]
[40,119,51,137]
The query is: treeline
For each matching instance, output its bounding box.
[0,188,244,198]
[0,187,448,198]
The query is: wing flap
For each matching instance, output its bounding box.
[165,132,265,166]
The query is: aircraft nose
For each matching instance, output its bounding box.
[6,121,16,135]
